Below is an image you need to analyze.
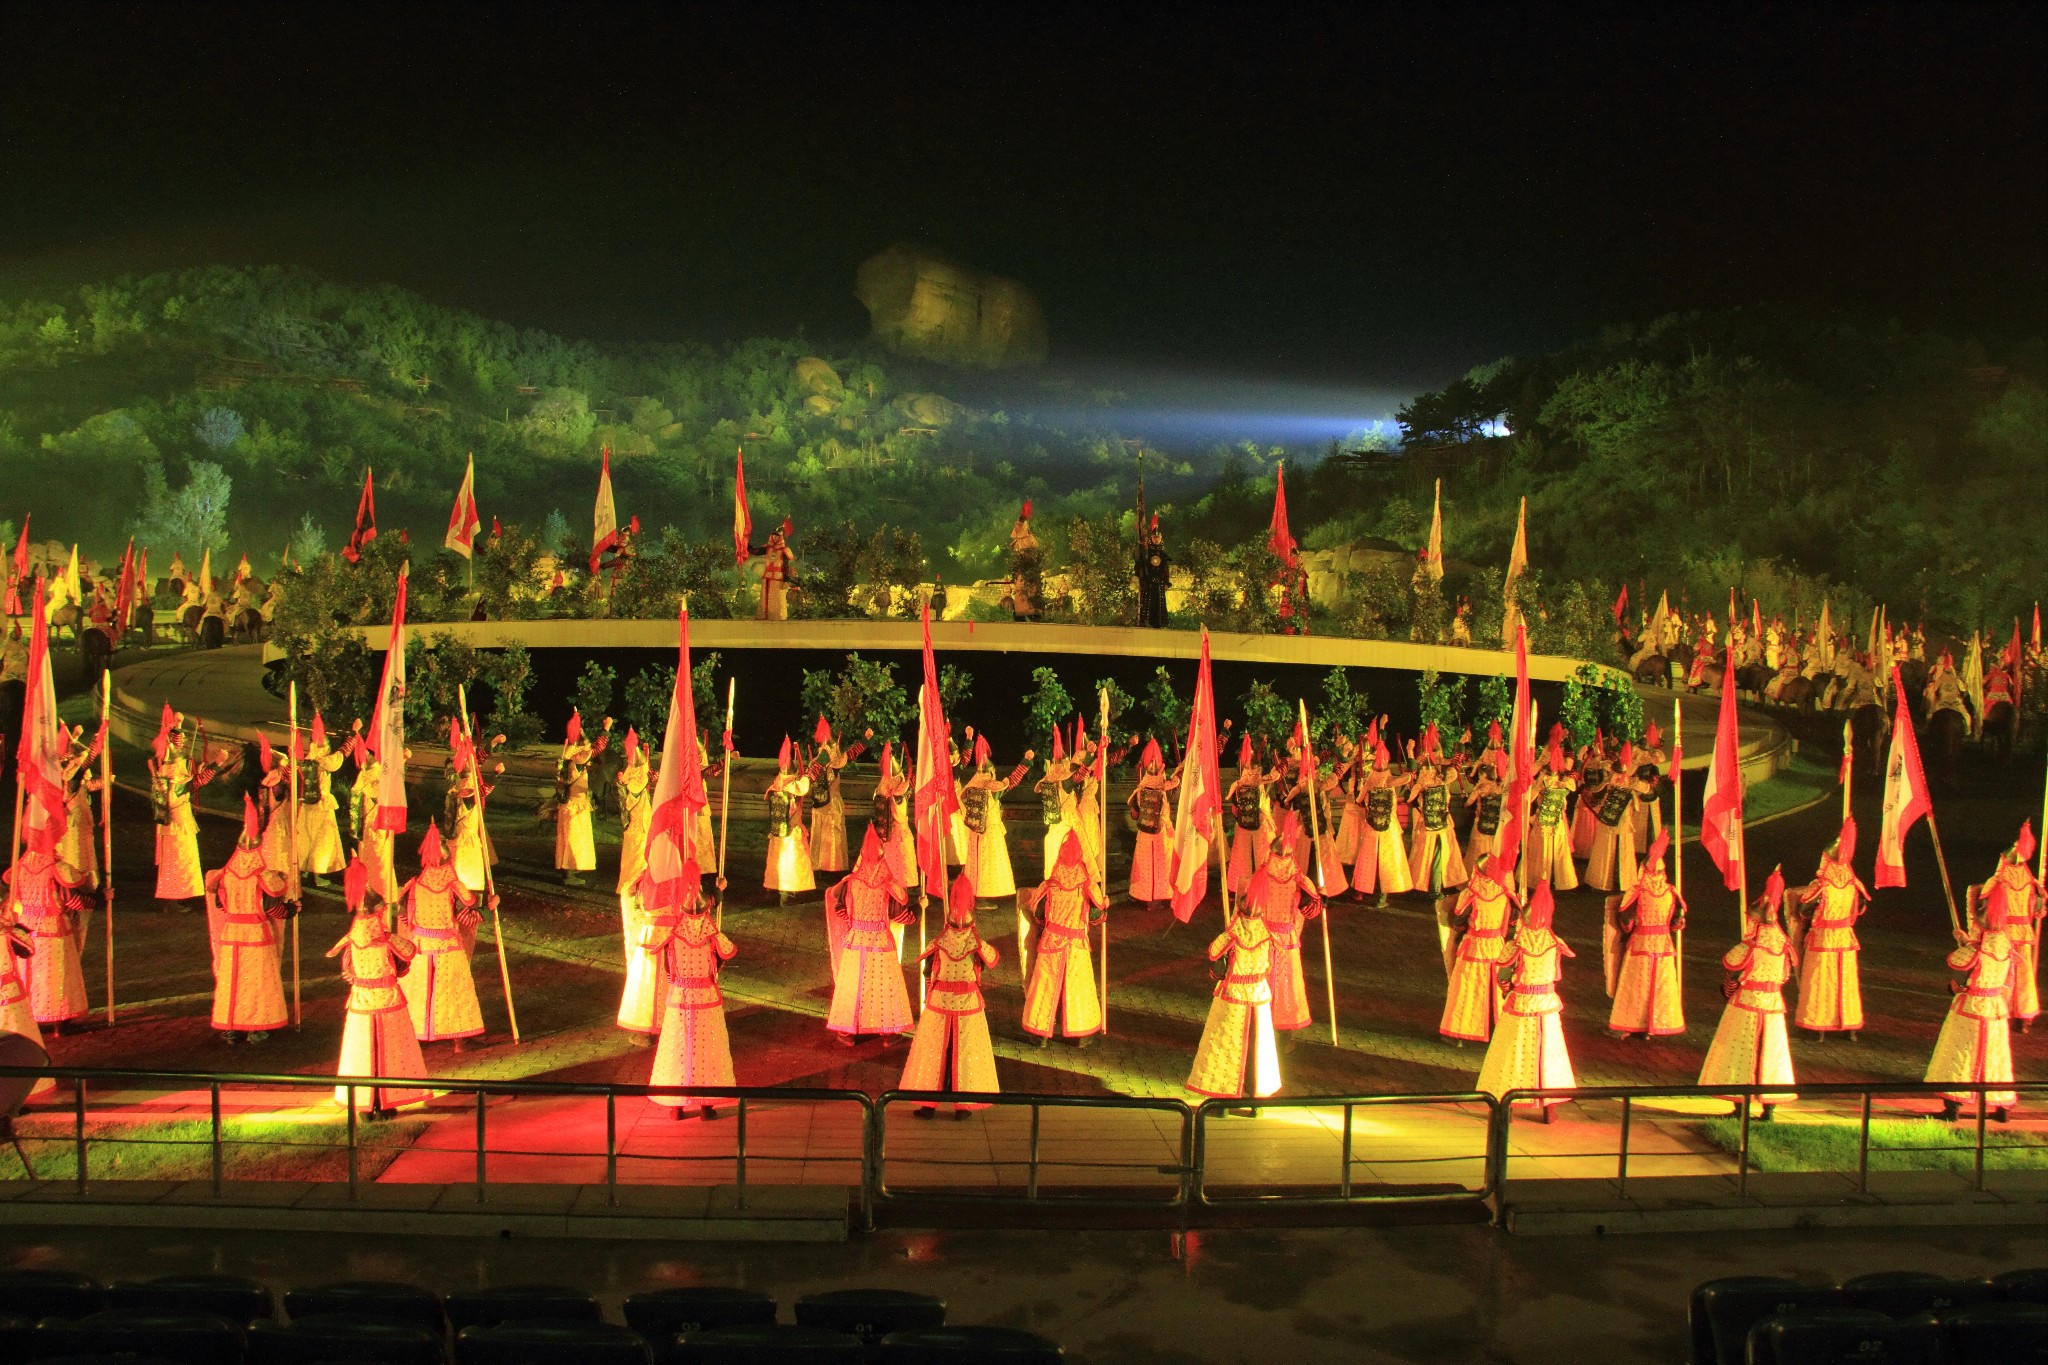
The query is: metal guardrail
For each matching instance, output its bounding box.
[7,1067,2043,1230]
[1192,1092,1500,1209]
[1492,1080,2048,1204]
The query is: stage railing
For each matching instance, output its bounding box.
[1190,1092,1500,1210]
[1491,1080,2048,1203]
[0,1065,877,1228]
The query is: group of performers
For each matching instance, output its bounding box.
[3,695,2040,1130]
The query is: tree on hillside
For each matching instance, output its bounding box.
[132,460,232,559]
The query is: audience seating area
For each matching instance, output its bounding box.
[0,1271,1066,1363]
[1690,1268,2048,1364]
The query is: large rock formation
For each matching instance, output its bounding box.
[854,245,1048,369]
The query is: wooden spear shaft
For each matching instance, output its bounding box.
[1671,697,1684,998]
[100,669,115,1025]
[715,677,735,932]
[460,684,520,1042]
[1098,686,1110,1034]
[1301,700,1338,1045]
[288,683,302,1028]
[1926,809,1964,937]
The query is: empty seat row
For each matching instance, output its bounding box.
[1691,1269,2048,1365]
[0,1272,1061,1363]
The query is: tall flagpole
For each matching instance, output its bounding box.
[716,677,735,932]
[100,668,115,1025]
[2037,746,2047,888]
[459,684,520,1042]
[288,683,302,1028]
[1671,698,1684,998]
[1301,699,1339,1046]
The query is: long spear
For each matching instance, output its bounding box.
[1098,686,1110,1035]
[2037,744,2047,889]
[288,682,302,1028]
[459,684,520,1041]
[715,676,735,931]
[1300,699,1339,1046]
[100,668,115,1025]
[1671,697,1684,999]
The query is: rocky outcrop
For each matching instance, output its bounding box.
[854,245,1048,370]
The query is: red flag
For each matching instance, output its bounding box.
[1611,583,1628,626]
[1698,646,1745,890]
[590,447,619,574]
[1268,463,1299,568]
[11,513,30,583]
[642,600,710,910]
[1494,621,1535,876]
[2034,603,2042,652]
[733,447,753,567]
[342,469,377,564]
[113,539,137,634]
[14,578,66,848]
[367,567,409,833]
[1874,666,1932,889]
[1168,628,1222,921]
[444,454,482,559]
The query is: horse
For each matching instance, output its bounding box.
[1897,657,1930,721]
[179,603,205,644]
[1632,652,1680,687]
[127,600,155,646]
[229,606,267,645]
[1735,664,1775,700]
[1690,658,1724,694]
[1926,706,1971,790]
[1849,701,1889,776]
[77,623,113,682]
[1982,699,2019,764]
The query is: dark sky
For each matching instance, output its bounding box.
[2,2,2042,393]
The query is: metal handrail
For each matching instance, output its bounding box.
[1191,1091,1501,1208]
[0,1065,877,1228]
[873,1089,1194,1209]
[1494,1079,2048,1203]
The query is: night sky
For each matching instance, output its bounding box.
[2,3,2041,393]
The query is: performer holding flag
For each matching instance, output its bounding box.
[1698,642,1747,898]
[1168,628,1222,923]
[1697,867,1797,1119]
[631,601,712,1032]
[1793,818,1869,1038]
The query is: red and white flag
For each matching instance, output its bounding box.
[1494,620,1535,876]
[1698,644,1745,890]
[15,578,66,849]
[342,469,377,564]
[445,454,482,559]
[1268,462,1299,568]
[913,601,958,894]
[367,567,409,833]
[1874,666,1932,889]
[590,447,619,574]
[732,447,753,567]
[642,600,710,910]
[113,539,138,633]
[1168,628,1223,921]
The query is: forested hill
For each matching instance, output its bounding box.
[0,267,2040,635]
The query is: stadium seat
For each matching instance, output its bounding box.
[455,1319,649,1365]
[30,1356,195,1365]
[30,1310,244,1365]
[623,1288,776,1342]
[1995,1268,2048,1305]
[105,1273,275,1324]
[793,1289,945,1343]
[1838,1271,1994,1318]
[284,1280,445,1333]
[878,1325,1064,1361]
[1944,1301,2048,1363]
[0,1270,101,1321]
[1687,1276,1832,1365]
[1745,1308,1914,1365]
[662,1325,864,1363]
[444,1285,601,1332]
[246,1311,447,1364]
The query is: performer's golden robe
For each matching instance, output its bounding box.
[617,766,651,896]
[398,865,483,1041]
[961,777,1020,899]
[1407,781,1468,894]
[0,928,46,1051]
[1441,871,1514,1042]
[764,776,816,892]
[6,851,90,1024]
[809,749,851,873]
[554,753,597,872]
[1523,778,1579,891]
[1983,861,2043,1024]
[1224,782,1270,896]
[1247,853,1321,1032]
[205,848,290,1032]
[1021,863,1105,1039]
[57,778,98,890]
[298,749,347,877]
[900,925,1001,1103]
[1794,861,1865,1032]
[1924,929,2017,1111]
[353,760,399,902]
[1186,914,1281,1100]
[331,920,429,1111]
[1583,782,1638,893]
[1127,780,1175,903]
[1608,874,1685,1036]
[154,756,206,901]
[1348,780,1412,895]
[825,862,914,1036]
[649,914,738,1110]
[1698,922,1797,1100]
[1476,927,1576,1107]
